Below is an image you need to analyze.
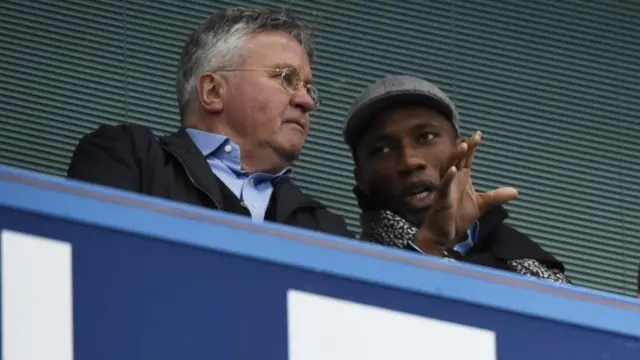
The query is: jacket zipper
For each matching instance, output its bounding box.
[165,148,222,210]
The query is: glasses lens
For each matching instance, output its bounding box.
[280,69,298,91]
[280,69,320,107]
[308,85,320,106]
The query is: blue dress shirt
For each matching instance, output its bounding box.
[186,128,291,222]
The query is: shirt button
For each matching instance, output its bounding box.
[251,203,257,208]
[224,144,232,153]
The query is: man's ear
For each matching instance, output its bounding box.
[196,73,225,114]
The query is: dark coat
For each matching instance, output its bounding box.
[67,124,352,238]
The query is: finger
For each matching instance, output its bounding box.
[433,166,457,202]
[465,131,482,168]
[444,141,467,175]
[463,131,483,168]
[452,141,468,170]
[477,187,519,214]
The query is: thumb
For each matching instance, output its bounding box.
[477,187,518,213]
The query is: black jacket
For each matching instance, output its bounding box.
[67,124,352,238]
[446,206,565,273]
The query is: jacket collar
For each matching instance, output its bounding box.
[159,128,324,220]
[271,178,326,221]
[159,127,225,208]
[469,206,564,271]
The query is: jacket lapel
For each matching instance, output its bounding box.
[467,206,564,270]
[159,128,224,208]
[271,178,324,222]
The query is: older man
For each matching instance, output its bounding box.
[344,75,569,282]
[67,7,351,237]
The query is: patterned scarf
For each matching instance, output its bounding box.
[359,209,570,284]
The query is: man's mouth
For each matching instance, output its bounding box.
[402,181,436,208]
[283,119,305,132]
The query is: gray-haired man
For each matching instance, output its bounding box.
[68,7,351,237]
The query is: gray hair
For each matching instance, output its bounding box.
[176,7,316,121]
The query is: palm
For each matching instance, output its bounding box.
[421,169,479,245]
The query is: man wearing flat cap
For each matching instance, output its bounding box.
[344,75,569,282]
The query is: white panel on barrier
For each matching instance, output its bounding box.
[287,289,496,360]
[1,229,74,360]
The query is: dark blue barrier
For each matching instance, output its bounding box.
[1,164,639,360]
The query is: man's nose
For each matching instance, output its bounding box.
[397,145,427,175]
[291,87,317,113]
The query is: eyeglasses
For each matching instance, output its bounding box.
[211,67,320,107]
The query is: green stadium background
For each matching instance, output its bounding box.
[1,0,639,296]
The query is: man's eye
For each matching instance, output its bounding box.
[370,145,391,156]
[281,69,298,88]
[418,132,436,142]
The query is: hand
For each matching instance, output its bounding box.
[414,131,519,256]
[450,131,518,240]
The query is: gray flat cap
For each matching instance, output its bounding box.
[343,75,460,152]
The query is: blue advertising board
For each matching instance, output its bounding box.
[1,165,639,360]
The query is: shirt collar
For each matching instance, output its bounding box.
[185,128,293,180]
[186,128,228,157]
